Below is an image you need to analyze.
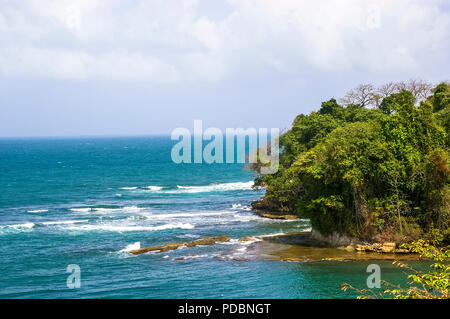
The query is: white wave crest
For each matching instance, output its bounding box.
[145,211,234,219]
[176,234,201,239]
[71,206,144,213]
[120,241,141,252]
[65,222,194,232]
[41,220,88,226]
[231,204,252,211]
[93,207,122,212]
[175,181,254,193]
[1,222,35,230]
[173,254,208,261]
[123,206,145,211]
[27,209,48,213]
[70,208,92,212]
[142,186,163,191]
[119,187,138,190]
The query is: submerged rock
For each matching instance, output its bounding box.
[129,236,231,255]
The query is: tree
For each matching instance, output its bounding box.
[340,84,376,107]
[431,82,450,112]
[252,81,449,243]
[340,80,433,109]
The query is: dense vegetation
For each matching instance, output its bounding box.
[252,81,450,244]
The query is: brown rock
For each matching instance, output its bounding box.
[238,236,255,242]
[344,245,355,252]
[323,257,346,261]
[129,236,231,255]
[129,242,188,255]
[281,257,306,262]
[381,242,396,253]
[186,236,231,247]
[394,248,410,254]
[260,213,298,220]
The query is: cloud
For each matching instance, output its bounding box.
[0,46,181,82]
[0,0,449,82]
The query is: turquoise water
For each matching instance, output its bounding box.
[0,137,418,298]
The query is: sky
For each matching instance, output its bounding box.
[0,0,449,137]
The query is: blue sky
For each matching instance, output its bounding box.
[0,0,449,137]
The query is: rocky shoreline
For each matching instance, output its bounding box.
[128,231,421,262]
[127,201,422,262]
[252,232,420,262]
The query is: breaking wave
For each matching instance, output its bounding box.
[65,222,194,232]
[27,209,48,213]
[120,242,141,252]
[174,181,254,193]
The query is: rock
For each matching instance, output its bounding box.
[394,248,410,254]
[344,245,355,252]
[352,242,397,253]
[238,236,255,242]
[129,242,188,255]
[253,209,299,220]
[380,242,396,253]
[323,257,346,261]
[259,213,298,220]
[186,236,231,247]
[129,236,231,255]
[231,257,248,261]
[337,245,355,252]
[310,229,356,247]
[281,257,306,262]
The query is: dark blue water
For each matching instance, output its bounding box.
[0,137,416,298]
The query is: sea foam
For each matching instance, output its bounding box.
[41,220,89,226]
[142,186,163,191]
[27,209,48,213]
[65,222,194,232]
[175,181,254,193]
[144,211,234,219]
[120,242,141,252]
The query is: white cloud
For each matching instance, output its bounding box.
[0,0,448,82]
[192,17,222,51]
[0,46,180,82]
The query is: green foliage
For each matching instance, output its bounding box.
[379,90,416,115]
[254,83,449,241]
[431,82,450,113]
[342,240,449,299]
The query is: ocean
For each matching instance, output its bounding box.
[0,136,417,298]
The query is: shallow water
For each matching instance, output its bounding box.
[0,137,424,298]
